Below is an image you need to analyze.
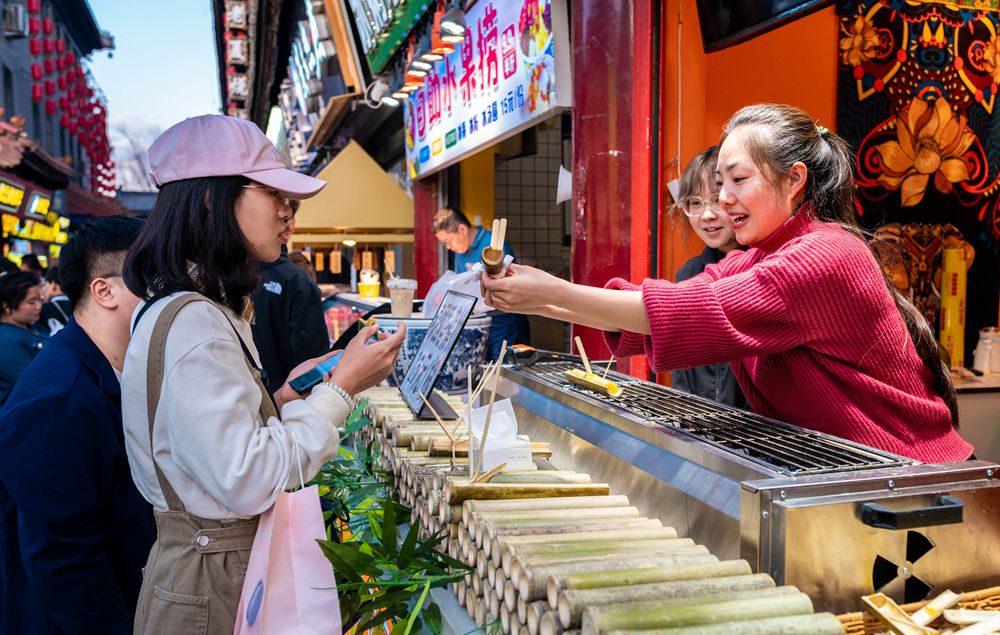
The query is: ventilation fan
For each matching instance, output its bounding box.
[872,530,935,604]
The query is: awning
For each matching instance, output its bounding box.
[292,140,413,246]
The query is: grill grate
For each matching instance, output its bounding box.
[513,361,911,475]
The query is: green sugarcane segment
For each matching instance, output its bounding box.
[581,592,814,635]
[559,575,779,627]
[518,554,720,601]
[602,613,844,635]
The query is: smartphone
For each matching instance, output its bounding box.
[288,335,379,394]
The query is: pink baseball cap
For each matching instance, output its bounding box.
[148,115,325,199]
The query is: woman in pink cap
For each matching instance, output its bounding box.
[120,115,405,634]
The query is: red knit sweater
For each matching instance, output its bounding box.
[604,212,973,463]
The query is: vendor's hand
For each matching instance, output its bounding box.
[273,349,341,410]
[481,264,564,313]
[330,323,406,396]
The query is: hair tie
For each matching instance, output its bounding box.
[815,122,830,138]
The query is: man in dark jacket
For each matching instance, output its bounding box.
[252,241,331,393]
[0,216,154,635]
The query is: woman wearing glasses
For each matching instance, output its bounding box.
[120,115,406,635]
[481,103,972,464]
[670,147,748,410]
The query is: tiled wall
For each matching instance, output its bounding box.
[494,117,572,351]
[494,118,571,277]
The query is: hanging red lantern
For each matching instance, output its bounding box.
[30,64,42,80]
[57,76,66,90]
[55,39,65,53]
[44,58,54,74]
[43,39,54,54]
[29,17,40,34]
[65,52,75,65]
[45,99,56,114]
[66,69,75,83]
[44,80,55,95]
[57,58,65,71]
[27,0,40,13]
[69,123,77,134]
[60,114,69,128]
[29,38,42,55]
[86,87,94,97]
[59,96,68,110]
[32,84,43,101]
[42,18,53,34]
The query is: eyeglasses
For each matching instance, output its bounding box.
[242,185,292,209]
[679,194,721,217]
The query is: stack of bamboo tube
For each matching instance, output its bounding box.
[359,387,846,635]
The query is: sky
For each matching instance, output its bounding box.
[83,0,222,188]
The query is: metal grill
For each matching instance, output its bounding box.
[514,361,911,475]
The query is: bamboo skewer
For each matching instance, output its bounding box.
[475,341,508,477]
[418,391,457,443]
[575,336,593,375]
[445,481,612,507]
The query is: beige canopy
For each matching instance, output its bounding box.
[291,140,413,246]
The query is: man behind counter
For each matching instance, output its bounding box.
[432,207,529,360]
[0,216,155,634]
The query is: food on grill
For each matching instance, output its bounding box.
[564,368,623,397]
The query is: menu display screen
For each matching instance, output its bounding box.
[400,291,477,417]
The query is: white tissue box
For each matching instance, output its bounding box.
[469,434,534,472]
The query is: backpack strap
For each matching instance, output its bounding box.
[145,294,278,512]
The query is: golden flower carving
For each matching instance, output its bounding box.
[982,35,1000,85]
[840,14,879,67]
[876,97,975,207]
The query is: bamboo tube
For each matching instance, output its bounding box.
[559,575,777,627]
[580,592,814,635]
[504,579,519,612]
[392,425,447,447]
[511,542,707,585]
[412,433,454,451]
[541,610,565,635]
[518,596,540,626]
[471,570,483,595]
[478,515,651,548]
[483,518,665,551]
[456,580,467,607]
[439,501,464,524]
[490,591,502,621]
[600,613,844,635]
[527,601,550,635]
[471,506,641,535]
[520,628,531,635]
[500,526,681,570]
[475,598,487,627]
[487,560,498,587]
[501,604,513,635]
[445,482,612,506]
[464,494,627,525]
[476,551,489,577]
[496,567,509,595]
[430,440,552,457]
[548,560,753,608]
[466,587,478,613]
[504,538,695,578]
[519,554,719,601]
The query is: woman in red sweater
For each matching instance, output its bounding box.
[481,103,973,463]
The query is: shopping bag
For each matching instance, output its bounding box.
[234,477,341,634]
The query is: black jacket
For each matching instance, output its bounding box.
[251,253,331,393]
[0,319,155,634]
[669,247,750,410]
[40,296,71,335]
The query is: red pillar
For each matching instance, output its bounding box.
[570,0,656,377]
[412,174,440,296]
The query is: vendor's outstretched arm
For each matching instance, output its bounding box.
[482,265,651,335]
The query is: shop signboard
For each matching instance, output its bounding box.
[0,172,26,214]
[404,0,571,179]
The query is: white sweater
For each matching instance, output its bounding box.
[121,292,348,519]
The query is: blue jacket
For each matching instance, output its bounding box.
[0,319,156,634]
[453,226,516,274]
[0,323,46,407]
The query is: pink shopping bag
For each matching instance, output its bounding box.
[234,483,342,635]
